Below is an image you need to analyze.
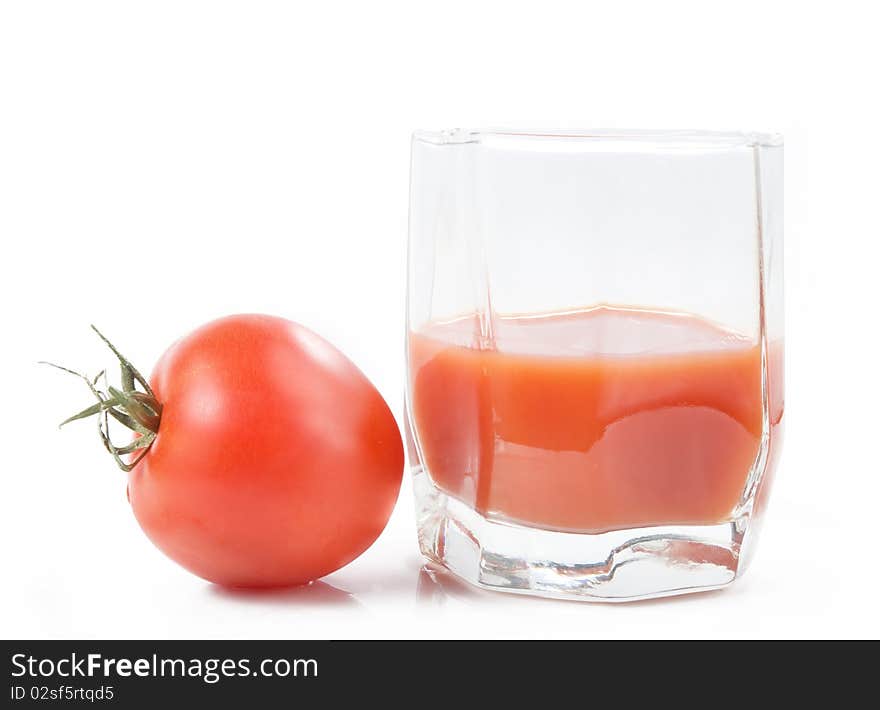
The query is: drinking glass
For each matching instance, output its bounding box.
[405,129,783,601]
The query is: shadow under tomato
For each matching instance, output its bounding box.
[324,556,425,600]
[208,580,364,608]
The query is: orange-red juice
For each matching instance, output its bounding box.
[409,305,780,533]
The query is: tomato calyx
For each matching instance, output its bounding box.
[41,326,162,472]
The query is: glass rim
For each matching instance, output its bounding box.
[413,127,783,149]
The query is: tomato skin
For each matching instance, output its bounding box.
[127,314,403,588]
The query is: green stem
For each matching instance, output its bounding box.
[41,327,162,473]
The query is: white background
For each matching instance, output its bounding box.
[1,0,878,640]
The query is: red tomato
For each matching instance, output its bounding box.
[127,314,403,587]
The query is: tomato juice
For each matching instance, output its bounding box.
[408,305,782,533]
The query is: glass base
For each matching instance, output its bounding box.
[413,468,753,602]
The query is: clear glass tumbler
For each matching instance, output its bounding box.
[406,129,783,601]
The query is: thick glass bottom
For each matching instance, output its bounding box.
[413,467,753,602]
